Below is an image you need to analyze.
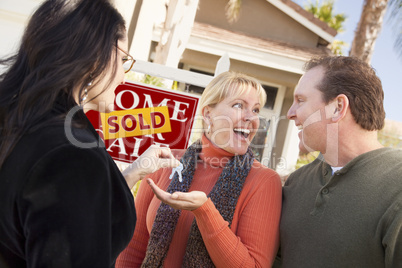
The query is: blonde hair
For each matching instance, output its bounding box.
[199,71,267,114]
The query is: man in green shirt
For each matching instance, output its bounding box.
[279,56,402,267]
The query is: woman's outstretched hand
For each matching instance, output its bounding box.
[147,178,208,211]
[123,145,180,189]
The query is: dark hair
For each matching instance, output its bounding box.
[0,0,126,167]
[304,56,385,131]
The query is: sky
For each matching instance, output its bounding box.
[294,0,402,123]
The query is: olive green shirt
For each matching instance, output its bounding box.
[280,148,402,268]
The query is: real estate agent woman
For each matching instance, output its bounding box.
[0,0,178,267]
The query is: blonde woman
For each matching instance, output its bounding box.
[117,71,282,268]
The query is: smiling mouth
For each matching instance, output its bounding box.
[234,128,251,139]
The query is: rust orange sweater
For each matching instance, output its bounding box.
[116,136,282,267]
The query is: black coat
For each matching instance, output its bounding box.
[0,106,136,267]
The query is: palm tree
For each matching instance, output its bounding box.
[350,0,401,63]
[303,0,347,55]
[304,0,346,31]
[349,0,389,63]
[226,0,242,23]
[388,0,402,59]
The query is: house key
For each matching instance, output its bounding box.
[169,162,184,182]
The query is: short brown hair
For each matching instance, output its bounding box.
[304,56,385,130]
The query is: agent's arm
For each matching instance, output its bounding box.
[21,146,135,267]
[123,145,180,189]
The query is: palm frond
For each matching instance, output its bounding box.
[225,0,242,23]
[388,0,402,59]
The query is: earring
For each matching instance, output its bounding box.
[207,124,211,134]
[80,81,92,103]
[81,89,88,103]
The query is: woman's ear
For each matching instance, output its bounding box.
[331,94,349,122]
[202,106,212,125]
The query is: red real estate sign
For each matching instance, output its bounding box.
[86,81,200,164]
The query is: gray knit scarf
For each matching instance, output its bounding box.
[141,139,254,267]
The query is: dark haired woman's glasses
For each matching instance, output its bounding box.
[117,47,135,73]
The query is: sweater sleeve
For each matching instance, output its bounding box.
[192,170,282,268]
[19,146,134,267]
[116,169,164,268]
[382,197,402,267]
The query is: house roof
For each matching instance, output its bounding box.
[268,0,337,43]
[151,0,336,74]
[191,22,332,61]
